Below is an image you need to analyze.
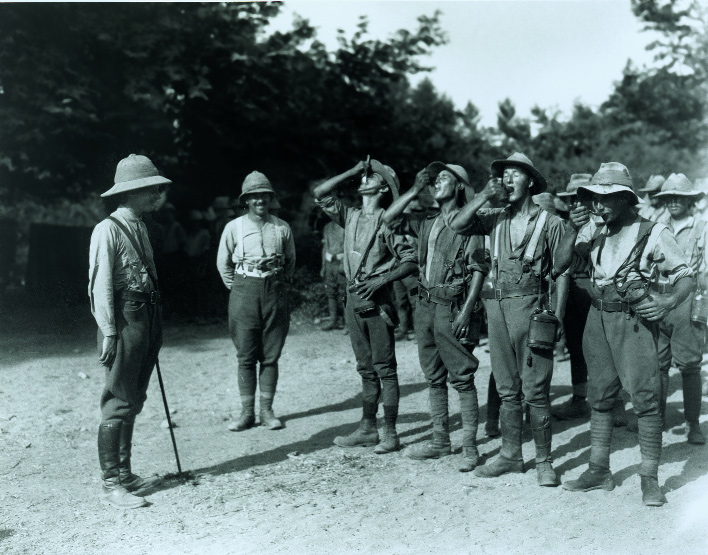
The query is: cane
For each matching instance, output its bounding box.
[155,359,183,475]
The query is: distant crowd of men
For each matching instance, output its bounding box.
[88,153,706,509]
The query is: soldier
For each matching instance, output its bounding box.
[383,162,489,471]
[89,154,170,508]
[637,175,668,222]
[448,152,566,487]
[314,159,416,454]
[320,219,346,331]
[556,162,693,507]
[217,172,296,432]
[653,174,707,445]
[551,174,594,420]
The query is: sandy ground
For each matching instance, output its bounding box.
[1,304,708,555]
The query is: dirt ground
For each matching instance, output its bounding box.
[1,303,708,555]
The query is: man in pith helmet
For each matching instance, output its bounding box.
[217,171,296,432]
[555,162,693,507]
[448,152,566,487]
[89,154,170,508]
[653,173,707,445]
[314,159,417,454]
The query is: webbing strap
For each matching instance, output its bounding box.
[523,210,548,265]
[107,216,158,287]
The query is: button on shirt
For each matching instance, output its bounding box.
[315,196,416,281]
[88,207,158,337]
[216,214,296,289]
[574,215,692,288]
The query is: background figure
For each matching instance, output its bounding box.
[183,210,212,321]
[320,219,346,331]
[637,175,668,222]
[158,203,187,317]
[392,274,416,340]
[217,171,296,432]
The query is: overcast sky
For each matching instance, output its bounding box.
[270,0,659,126]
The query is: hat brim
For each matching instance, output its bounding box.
[654,190,704,198]
[101,175,172,197]
[578,184,642,205]
[556,190,577,198]
[426,162,471,187]
[239,188,276,205]
[490,159,547,194]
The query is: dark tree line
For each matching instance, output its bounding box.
[1,0,706,220]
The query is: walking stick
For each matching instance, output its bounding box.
[155,359,183,475]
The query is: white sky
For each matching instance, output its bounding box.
[270,0,660,126]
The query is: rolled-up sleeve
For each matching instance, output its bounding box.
[465,236,491,276]
[382,226,416,265]
[650,227,693,285]
[314,196,347,228]
[88,223,117,337]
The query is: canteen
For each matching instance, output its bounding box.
[527,309,559,350]
[691,291,708,325]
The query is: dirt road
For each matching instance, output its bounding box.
[1,306,707,554]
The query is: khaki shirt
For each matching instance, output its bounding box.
[88,207,157,336]
[217,214,296,288]
[574,215,692,288]
[661,216,707,286]
[315,196,415,281]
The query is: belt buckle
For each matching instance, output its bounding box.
[597,299,603,311]
[149,291,159,304]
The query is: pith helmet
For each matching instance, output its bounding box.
[654,173,704,199]
[579,162,641,205]
[557,173,592,197]
[101,154,172,198]
[238,171,276,205]
[490,152,548,194]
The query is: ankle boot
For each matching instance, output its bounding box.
[374,405,400,454]
[119,420,161,495]
[475,403,524,478]
[334,417,379,447]
[683,372,704,443]
[687,421,706,445]
[530,411,558,487]
[458,390,479,472]
[486,374,501,437]
[640,476,667,507]
[98,423,147,509]
[259,393,283,430]
[406,388,451,460]
[562,462,615,492]
[228,395,256,431]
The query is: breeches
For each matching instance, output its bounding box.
[99,299,163,423]
[484,296,553,409]
[415,298,479,391]
[658,296,705,376]
[583,308,660,415]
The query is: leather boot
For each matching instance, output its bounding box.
[119,420,162,496]
[374,405,400,454]
[683,373,704,444]
[475,403,524,478]
[530,410,558,487]
[98,423,147,509]
[659,370,669,426]
[563,462,615,492]
[322,297,339,331]
[640,476,667,507]
[458,390,479,472]
[259,393,284,430]
[334,417,379,447]
[406,388,451,460]
[485,374,501,438]
[228,395,256,431]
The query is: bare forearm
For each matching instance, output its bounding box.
[313,166,359,200]
[669,276,694,308]
[460,271,485,315]
[555,274,570,319]
[448,192,490,232]
[554,228,577,277]
[383,188,417,226]
[385,261,418,284]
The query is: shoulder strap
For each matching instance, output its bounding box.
[353,217,383,281]
[613,220,657,291]
[107,216,159,287]
[522,210,548,266]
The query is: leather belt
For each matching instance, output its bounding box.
[650,283,674,294]
[235,269,280,279]
[480,284,543,300]
[418,285,460,306]
[118,289,161,304]
[590,297,631,313]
